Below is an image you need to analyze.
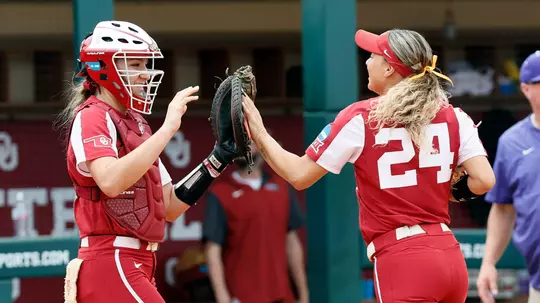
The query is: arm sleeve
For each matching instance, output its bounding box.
[287,187,305,231]
[454,108,488,165]
[158,158,172,186]
[202,193,228,245]
[305,110,365,174]
[69,108,119,177]
[485,139,513,204]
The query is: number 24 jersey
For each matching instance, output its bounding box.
[305,98,486,244]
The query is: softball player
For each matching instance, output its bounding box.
[477,51,540,303]
[242,28,496,302]
[57,21,239,302]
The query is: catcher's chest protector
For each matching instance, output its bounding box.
[76,100,166,243]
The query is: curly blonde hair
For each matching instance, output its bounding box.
[367,29,451,149]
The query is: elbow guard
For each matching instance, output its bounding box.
[451,174,481,202]
[173,151,228,206]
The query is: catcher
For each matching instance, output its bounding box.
[59,21,246,303]
[240,28,496,303]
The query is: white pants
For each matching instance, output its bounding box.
[530,286,540,303]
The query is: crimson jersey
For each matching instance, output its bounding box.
[66,97,172,238]
[306,98,486,244]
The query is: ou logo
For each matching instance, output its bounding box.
[164,131,191,169]
[0,132,19,172]
[99,137,109,146]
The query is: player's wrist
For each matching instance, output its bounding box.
[173,150,227,206]
[253,128,269,145]
[480,256,498,268]
[204,149,229,178]
[157,124,177,138]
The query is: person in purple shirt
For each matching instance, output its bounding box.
[477,50,540,303]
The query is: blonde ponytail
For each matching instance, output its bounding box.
[367,29,452,149]
[53,79,93,139]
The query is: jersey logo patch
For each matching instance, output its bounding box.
[317,124,332,141]
[310,139,324,153]
[83,135,112,148]
[310,124,332,153]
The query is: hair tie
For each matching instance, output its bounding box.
[83,79,98,93]
[409,55,454,86]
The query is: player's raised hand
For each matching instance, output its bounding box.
[242,95,267,143]
[477,263,498,303]
[162,86,199,134]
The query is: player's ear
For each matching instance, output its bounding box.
[383,64,396,78]
[520,83,530,98]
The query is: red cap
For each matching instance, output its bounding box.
[355,30,413,77]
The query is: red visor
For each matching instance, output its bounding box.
[355,30,413,77]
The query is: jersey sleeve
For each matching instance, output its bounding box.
[485,138,514,204]
[287,186,305,231]
[454,108,487,166]
[158,158,172,186]
[305,109,365,174]
[70,108,118,177]
[202,193,228,245]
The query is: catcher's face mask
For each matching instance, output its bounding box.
[113,53,164,114]
[77,20,164,115]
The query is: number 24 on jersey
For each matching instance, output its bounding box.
[376,123,454,189]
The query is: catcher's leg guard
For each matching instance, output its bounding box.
[64,258,84,303]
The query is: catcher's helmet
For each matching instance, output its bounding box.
[77,21,164,115]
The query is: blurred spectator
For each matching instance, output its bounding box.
[477,51,540,303]
[202,142,308,303]
[174,247,214,302]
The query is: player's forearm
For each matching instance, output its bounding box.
[205,244,230,299]
[482,204,516,266]
[165,184,190,222]
[255,132,304,187]
[461,156,496,195]
[287,233,308,300]
[467,173,496,195]
[101,127,174,197]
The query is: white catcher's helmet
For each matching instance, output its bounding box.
[77,21,164,114]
